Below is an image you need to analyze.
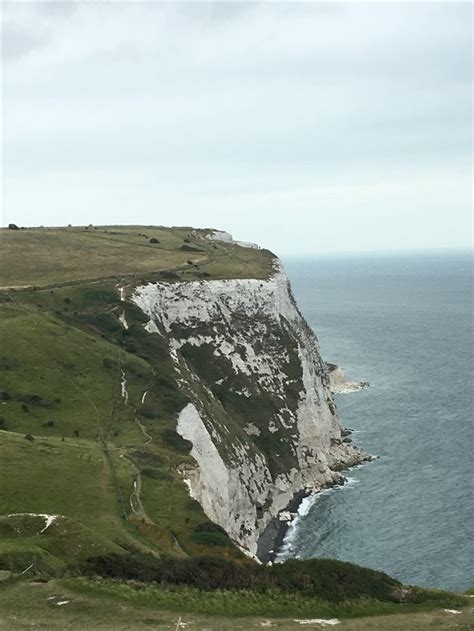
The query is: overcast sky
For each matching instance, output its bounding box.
[2,1,472,255]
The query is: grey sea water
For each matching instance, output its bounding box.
[280,251,473,592]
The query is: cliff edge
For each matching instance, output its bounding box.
[132,232,369,558]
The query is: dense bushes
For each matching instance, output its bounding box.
[77,553,402,603]
[159,430,192,454]
[191,523,233,548]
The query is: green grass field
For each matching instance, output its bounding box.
[0,225,274,287]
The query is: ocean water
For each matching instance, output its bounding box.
[280,251,473,592]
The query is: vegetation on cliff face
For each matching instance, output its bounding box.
[0,225,470,625]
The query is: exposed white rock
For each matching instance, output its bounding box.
[278,511,292,522]
[327,363,369,394]
[7,513,59,534]
[132,259,367,555]
[243,423,261,437]
[177,403,272,555]
[118,311,129,330]
[121,370,129,404]
[294,619,340,626]
[201,229,260,249]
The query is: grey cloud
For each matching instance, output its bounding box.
[2,1,471,253]
[31,1,78,18]
[1,21,48,61]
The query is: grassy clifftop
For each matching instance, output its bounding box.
[0,225,275,287]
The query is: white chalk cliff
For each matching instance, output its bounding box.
[132,258,368,557]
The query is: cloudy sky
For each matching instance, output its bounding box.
[2,1,472,255]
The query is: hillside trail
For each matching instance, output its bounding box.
[116,345,187,555]
[116,351,156,525]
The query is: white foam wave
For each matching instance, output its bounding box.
[276,474,364,561]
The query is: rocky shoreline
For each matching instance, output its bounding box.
[256,437,374,564]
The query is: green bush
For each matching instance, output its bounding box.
[191,522,233,548]
[76,553,402,604]
[160,430,192,454]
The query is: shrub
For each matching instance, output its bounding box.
[18,393,44,406]
[191,522,233,548]
[149,237,160,244]
[141,468,171,481]
[159,271,180,280]
[186,498,203,513]
[77,554,402,604]
[136,408,157,419]
[160,430,192,454]
[130,451,165,468]
[24,434,34,441]
[84,313,122,336]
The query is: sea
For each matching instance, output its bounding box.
[279,250,473,593]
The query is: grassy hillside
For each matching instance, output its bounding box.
[0,224,470,626]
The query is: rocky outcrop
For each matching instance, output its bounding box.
[327,363,369,394]
[198,229,260,250]
[132,259,369,558]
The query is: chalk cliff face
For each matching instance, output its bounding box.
[132,258,367,557]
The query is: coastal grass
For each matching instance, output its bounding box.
[0,579,473,631]
[38,576,474,620]
[0,225,274,288]
[61,578,407,619]
[0,431,136,564]
[0,301,139,440]
[0,226,197,287]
